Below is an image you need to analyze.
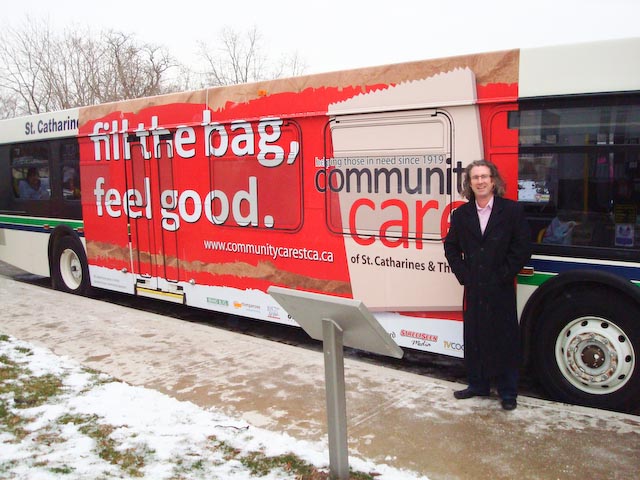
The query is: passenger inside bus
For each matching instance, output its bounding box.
[540,214,577,245]
[62,166,81,200]
[18,167,50,200]
[523,153,640,250]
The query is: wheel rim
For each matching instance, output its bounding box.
[555,316,635,395]
[59,247,83,290]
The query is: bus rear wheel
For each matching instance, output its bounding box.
[533,289,639,411]
[52,236,90,295]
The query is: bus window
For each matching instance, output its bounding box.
[517,98,640,253]
[11,143,51,201]
[61,141,81,201]
[208,119,303,231]
[326,110,454,241]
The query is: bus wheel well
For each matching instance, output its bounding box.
[47,227,87,293]
[521,272,640,411]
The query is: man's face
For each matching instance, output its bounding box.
[469,165,494,201]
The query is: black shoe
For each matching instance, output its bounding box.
[501,398,517,410]
[453,387,490,400]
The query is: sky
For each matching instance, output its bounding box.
[3,0,640,75]
[0,335,426,479]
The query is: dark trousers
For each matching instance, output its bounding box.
[468,368,518,400]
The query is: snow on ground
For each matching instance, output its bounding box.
[0,335,428,479]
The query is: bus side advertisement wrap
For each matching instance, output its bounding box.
[77,66,499,317]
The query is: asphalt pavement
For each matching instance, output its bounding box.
[0,271,639,480]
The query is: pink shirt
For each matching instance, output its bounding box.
[476,196,494,234]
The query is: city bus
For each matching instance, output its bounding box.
[1,38,638,411]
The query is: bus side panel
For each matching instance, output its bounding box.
[76,52,519,340]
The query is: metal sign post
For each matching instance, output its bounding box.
[268,286,403,480]
[323,318,349,478]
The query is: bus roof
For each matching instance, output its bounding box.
[519,37,640,98]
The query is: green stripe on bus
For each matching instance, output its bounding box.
[519,273,640,288]
[0,215,83,230]
[518,272,555,286]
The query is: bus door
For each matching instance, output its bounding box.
[126,135,183,304]
[326,108,469,310]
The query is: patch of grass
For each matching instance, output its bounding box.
[167,455,208,479]
[1,349,62,441]
[0,459,19,476]
[12,373,63,408]
[210,436,241,460]
[0,355,20,378]
[60,413,149,477]
[242,451,316,476]
[0,401,29,441]
[58,412,98,426]
[49,464,75,474]
[34,430,67,446]
[1,344,62,410]
[208,436,378,480]
[85,368,118,388]
[15,346,32,356]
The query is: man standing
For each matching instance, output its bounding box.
[444,160,531,410]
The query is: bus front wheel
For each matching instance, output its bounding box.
[533,289,639,411]
[52,236,90,295]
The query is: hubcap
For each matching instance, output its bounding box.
[59,248,82,290]
[555,316,635,394]
[581,344,606,369]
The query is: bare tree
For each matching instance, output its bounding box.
[0,91,18,120]
[198,26,306,87]
[0,17,54,114]
[271,51,307,79]
[0,19,307,118]
[0,17,179,116]
[100,30,174,101]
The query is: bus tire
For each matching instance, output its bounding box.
[52,236,90,296]
[533,289,639,411]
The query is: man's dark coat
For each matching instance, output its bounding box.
[444,196,532,378]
